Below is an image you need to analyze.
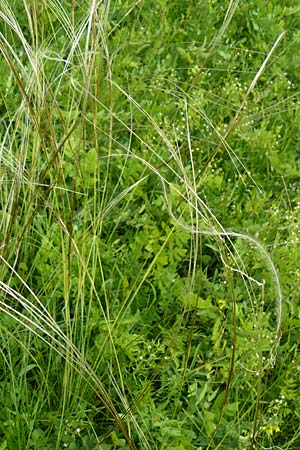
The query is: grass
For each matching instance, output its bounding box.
[0,1,300,449]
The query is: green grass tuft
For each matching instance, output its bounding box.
[1,1,300,449]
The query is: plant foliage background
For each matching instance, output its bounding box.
[0,1,300,449]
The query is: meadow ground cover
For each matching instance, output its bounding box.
[0,1,300,449]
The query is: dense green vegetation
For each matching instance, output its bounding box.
[0,1,300,449]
